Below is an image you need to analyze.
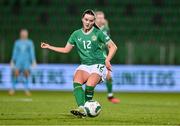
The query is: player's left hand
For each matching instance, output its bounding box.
[105,60,112,71]
[32,60,37,68]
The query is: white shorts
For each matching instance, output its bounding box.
[75,64,107,82]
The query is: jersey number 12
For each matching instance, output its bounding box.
[83,40,91,49]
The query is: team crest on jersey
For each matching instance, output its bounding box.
[91,35,97,41]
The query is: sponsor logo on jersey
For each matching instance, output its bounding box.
[91,35,97,41]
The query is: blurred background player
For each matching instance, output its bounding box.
[41,9,117,117]
[95,11,120,103]
[9,29,36,96]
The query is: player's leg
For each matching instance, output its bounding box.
[71,69,89,117]
[71,72,101,118]
[73,73,101,118]
[106,71,113,97]
[85,73,101,102]
[9,69,19,95]
[106,71,120,103]
[23,70,31,96]
[84,64,106,101]
[73,70,89,106]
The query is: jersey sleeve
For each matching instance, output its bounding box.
[67,31,76,46]
[29,41,36,63]
[98,30,111,45]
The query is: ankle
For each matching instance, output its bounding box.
[108,96,114,99]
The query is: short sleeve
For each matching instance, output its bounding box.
[67,32,76,46]
[98,30,111,44]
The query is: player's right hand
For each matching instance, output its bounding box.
[41,42,50,48]
[32,60,37,68]
[105,60,112,72]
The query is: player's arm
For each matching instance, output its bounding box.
[11,42,18,62]
[41,42,73,53]
[30,41,37,67]
[10,42,18,68]
[105,40,117,71]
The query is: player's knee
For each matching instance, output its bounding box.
[106,75,112,81]
[14,70,19,77]
[86,79,100,87]
[24,70,30,77]
[106,72,112,80]
[106,76,112,82]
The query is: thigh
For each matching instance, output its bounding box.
[73,70,90,84]
[86,73,101,87]
[24,62,31,70]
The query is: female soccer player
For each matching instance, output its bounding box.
[41,9,117,117]
[95,11,120,103]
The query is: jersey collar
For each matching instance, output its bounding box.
[81,27,94,35]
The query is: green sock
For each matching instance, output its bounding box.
[106,78,113,94]
[73,82,85,106]
[85,86,95,102]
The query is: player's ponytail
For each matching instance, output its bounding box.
[82,9,100,30]
[93,23,100,30]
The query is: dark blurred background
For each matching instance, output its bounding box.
[0,0,180,65]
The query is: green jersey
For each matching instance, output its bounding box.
[100,23,110,37]
[100,23,111,56]
[68,27,111,65]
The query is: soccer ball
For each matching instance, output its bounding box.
[84,100,102,117]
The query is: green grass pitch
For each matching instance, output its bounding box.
[0,91,180,125]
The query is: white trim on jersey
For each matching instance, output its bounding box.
[106,40,112,45]
[81,27,94,35]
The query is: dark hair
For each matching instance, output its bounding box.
[82,9,96,18]
[82,9,100,29]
